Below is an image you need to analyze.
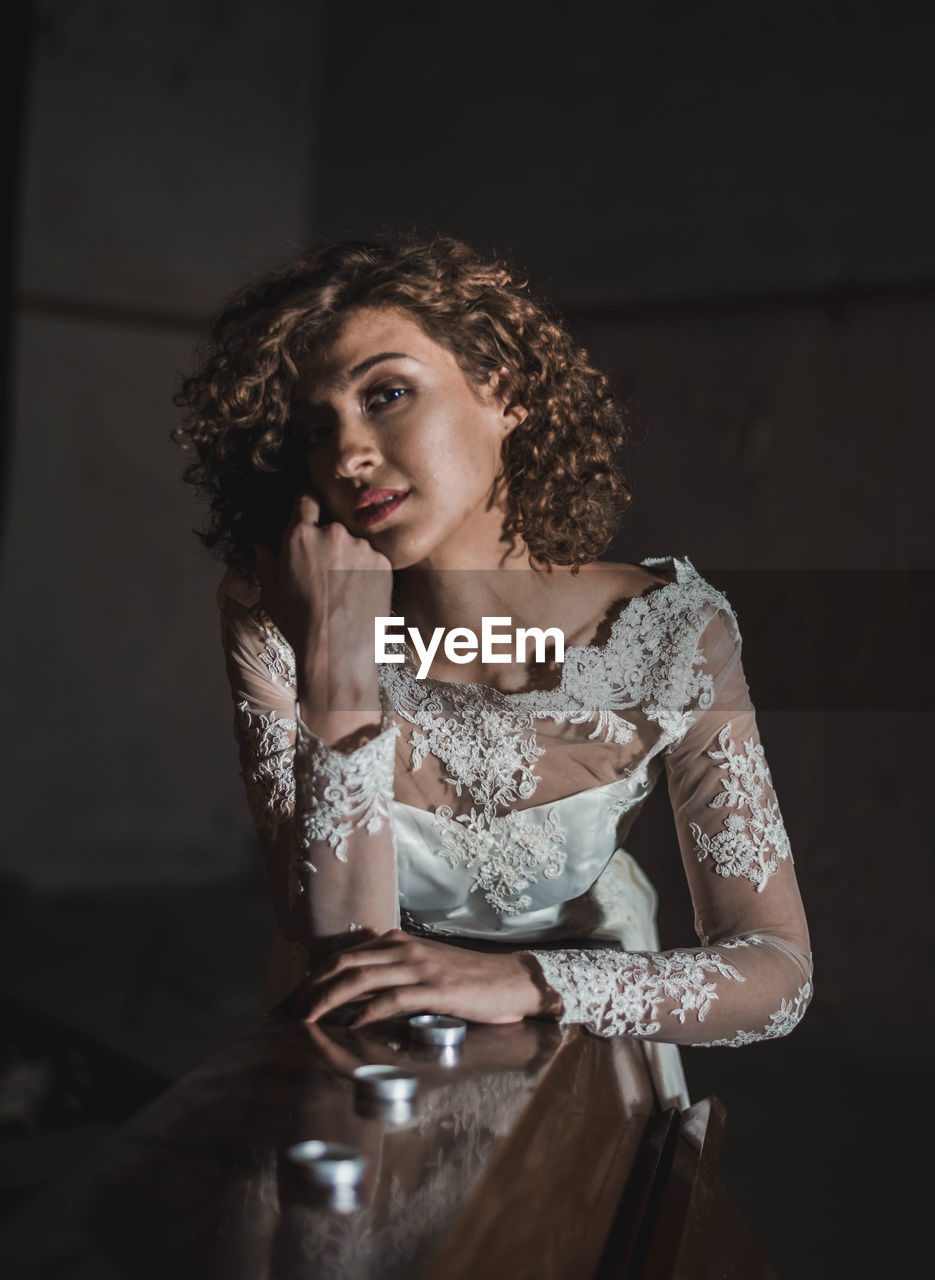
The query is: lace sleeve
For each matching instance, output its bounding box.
[524,603,813,1047]
[218,573,401,967]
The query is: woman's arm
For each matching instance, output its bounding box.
[219,572,400,970]
[524,606,813,1046]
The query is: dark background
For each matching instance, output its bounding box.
[1,1,933,1275]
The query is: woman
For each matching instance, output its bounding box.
[174,236,812,1110]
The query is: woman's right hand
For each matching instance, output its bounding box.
[255,492,392,730]
[302,1016,556,1084]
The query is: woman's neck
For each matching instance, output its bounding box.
[392,540,575,642]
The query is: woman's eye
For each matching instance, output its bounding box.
[367,386,408,411]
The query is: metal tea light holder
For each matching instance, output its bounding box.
[285,1140,368,1212]
[407,1015,466,1065]
[352,1065,419,1124]
[408,1015,467,1047]
[352,1065,419,1101]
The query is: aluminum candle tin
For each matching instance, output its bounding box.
[354,1096,415,1127]
[408,1015,467,1046]
[285,1141,367,1188]
[352,1065,419,1101]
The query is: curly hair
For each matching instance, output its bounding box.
[172,235,631,575]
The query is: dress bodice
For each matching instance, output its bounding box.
[393,775,650,940]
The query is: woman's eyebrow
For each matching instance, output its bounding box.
[343,352,419,383]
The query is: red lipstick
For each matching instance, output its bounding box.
[353,488,409,528]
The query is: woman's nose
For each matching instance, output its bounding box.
[333,417,382,478]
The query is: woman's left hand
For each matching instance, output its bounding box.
[298,930,551,1027]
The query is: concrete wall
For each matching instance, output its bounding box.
[316,0,935,304]
[2,0,323,888]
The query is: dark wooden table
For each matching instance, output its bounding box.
[0,1012,776,1279]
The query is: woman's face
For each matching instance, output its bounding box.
[291,307,526,570]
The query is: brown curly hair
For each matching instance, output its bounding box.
[172,235,631,575]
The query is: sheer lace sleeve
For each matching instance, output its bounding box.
[218,573,400,969]
[525,602,813,1046]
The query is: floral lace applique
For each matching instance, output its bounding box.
[576,564,724,744]
[695,981,813,1047]
[388,677,549,822]
[381,559,731,916]
[293,717,399,864]
[234,701,296,837]
[251,604,297,688]
[435,805,567,914]
[690,722,792,892]
[381,563,728,801]
[526,946,746,1037]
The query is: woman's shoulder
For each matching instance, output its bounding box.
[580,553,728,612]
[216,565,277,649]
[578,556,674,592]
[579,552,710,591]
[574,555,738,653]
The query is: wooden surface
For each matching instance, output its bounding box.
[0,1012,774,1279]
[423,1026,656,1280]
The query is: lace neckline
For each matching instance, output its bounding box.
[381,554,690,706]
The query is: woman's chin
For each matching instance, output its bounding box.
[369,530,430,572]
[382,546,426,572]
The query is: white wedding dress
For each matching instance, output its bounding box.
[218,556,813,1111]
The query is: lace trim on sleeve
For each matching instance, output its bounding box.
[234,702,297,838]
[293,713,399,864]
[253,606,298,687]
[692,981,813,1047]
[525,946,745,1038]
[689,721,792,891]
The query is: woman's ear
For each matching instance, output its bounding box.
[490,366,528,437]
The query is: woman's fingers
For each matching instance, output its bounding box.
[301,933,425,1020]
[311,938,410,985]
[304,961,423,1023]
[292,490,321,529]
[350,986,437,1028]
[281,490,322,552]
[307,932,414,986]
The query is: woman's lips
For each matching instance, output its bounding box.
[354,490,410,528]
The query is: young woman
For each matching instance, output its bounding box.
[174,236,812,1109]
